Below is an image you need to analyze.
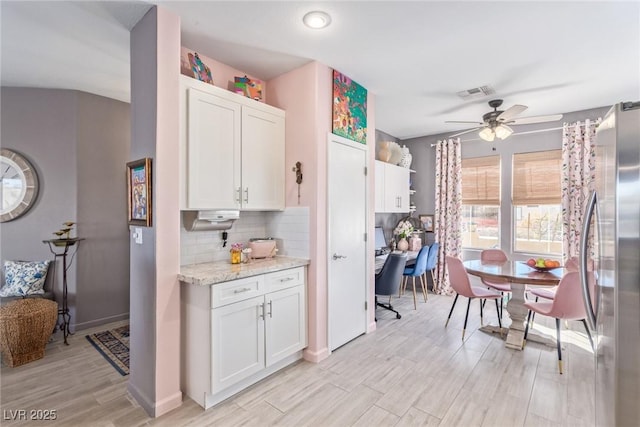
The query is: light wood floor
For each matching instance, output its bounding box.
[1,288,595,426]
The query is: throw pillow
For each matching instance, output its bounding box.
[0,260,51,297]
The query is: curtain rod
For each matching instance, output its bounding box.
[429,122,599,147]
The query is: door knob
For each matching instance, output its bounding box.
[332,253,347,260]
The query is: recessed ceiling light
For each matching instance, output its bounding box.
[303,11,331,29]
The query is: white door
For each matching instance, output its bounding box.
[328,134,368,350]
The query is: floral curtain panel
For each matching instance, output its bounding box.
[434,138,462,295]
[561,119,598,261]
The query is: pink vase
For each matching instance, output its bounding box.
[397,237,409,252]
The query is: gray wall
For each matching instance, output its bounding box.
[76,91,131,328]
[0,87,130,330]
[403,105,611,259]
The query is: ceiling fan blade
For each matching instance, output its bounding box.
[445,120,483,124]
[449,127,482,138]
[508,114,563,125]
[497,104,527,122]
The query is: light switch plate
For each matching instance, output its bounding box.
[133,227,143,244]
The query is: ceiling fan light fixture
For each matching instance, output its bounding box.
[495,124,513,140]
[303,11,332,29]
[479,127,495,142]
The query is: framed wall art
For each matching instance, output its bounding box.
[127,158,152,227]
[332,69,367,144]
[419,214,434,233]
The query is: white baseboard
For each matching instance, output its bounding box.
[74,312,130,331]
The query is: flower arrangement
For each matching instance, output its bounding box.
[394,220,414,239]
[230,242,243,252]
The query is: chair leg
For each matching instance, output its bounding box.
[522,310,531,348]
[479,298,484,326]
[445,294,459,327]
[419,275,428,302]
[431,269,437,292]
[376,295,402,320]
[400,276,406,297]
[494,298,502,330]
[530,296,538,329]
[556,318,563,374]
[499,292,504,319]
[411,277,418,310]
[462,298,472,341]
[582,319,594,351]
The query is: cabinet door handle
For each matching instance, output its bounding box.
[233,287,252,294]
[259,302,265,320]
[268,300,273,318]
[244,187,249,203]
[236,187,242,204]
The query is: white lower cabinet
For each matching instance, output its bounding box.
[182,266,307,409]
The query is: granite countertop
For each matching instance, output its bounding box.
[179,256,310,286]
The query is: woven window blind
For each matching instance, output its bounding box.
[462,155,500,205]
[512,150,562,205]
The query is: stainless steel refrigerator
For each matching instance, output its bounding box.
[580,101,640,427]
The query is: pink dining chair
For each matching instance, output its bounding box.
[480,249,511,319]
[445,256,502,341]
[527,256,593,302]
[523,271,594,374]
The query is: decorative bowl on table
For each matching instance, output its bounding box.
[521,259,562,272]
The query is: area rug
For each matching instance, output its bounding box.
[86,324,129,376]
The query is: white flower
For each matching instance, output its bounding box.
[394,220,414,238]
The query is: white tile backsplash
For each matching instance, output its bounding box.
[180,207,309,266]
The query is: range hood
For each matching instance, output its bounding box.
[182,210,239,231]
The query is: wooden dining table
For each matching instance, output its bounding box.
[463,259,564,350]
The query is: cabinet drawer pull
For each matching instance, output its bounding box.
[279,277,294,282]
[233,287,253,294]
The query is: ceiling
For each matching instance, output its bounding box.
[2,1,639,140]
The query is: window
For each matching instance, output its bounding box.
[512,150,562,254]
[461,156,500,249]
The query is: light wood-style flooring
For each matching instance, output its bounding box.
[1,288,595,426]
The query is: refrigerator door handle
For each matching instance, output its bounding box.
[580,190,598,330]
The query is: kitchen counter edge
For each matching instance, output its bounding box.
[179,256,310,286]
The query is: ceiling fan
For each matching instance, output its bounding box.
[446,99,563,141]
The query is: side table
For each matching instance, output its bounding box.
[43,238,84,345]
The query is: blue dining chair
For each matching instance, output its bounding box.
[425,241,439,291]
[402,244,430,309]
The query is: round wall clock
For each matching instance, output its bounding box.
[1,148,39,222]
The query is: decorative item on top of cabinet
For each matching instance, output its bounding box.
[398,145,412,168]
[179,75,285,211]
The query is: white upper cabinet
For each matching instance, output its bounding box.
[374,160,411,213]
[180,76,285,211]
[241,107,285,210]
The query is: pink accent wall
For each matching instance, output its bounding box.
[154,7,182,417]
[129,6,181,417]
[180,47,267,103]
[366,93,377,333]
[268,61,332,362]
[268,63,377,359]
